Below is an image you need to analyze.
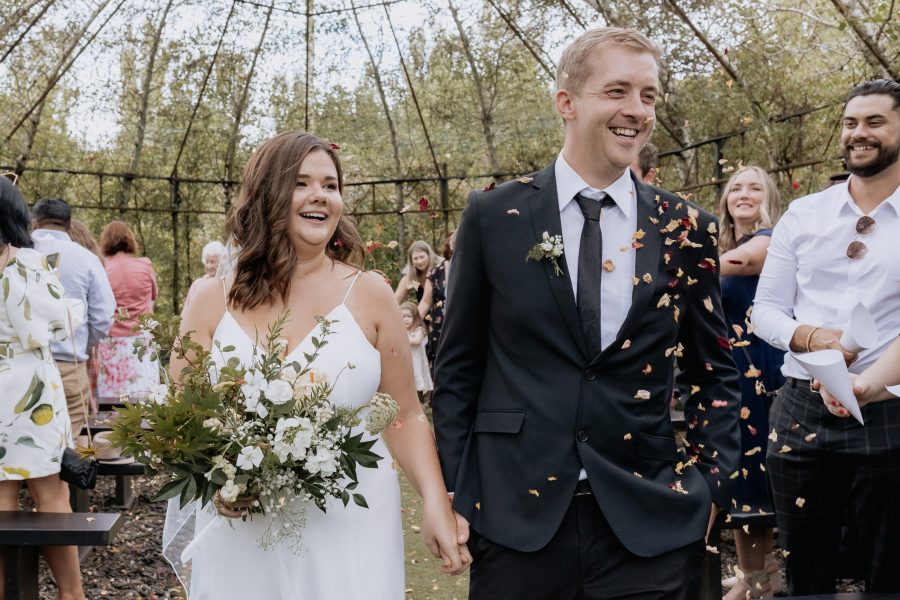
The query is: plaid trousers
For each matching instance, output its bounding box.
[766,380,900,595]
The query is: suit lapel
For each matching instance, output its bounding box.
[528,165,590,360]
[593,176,664,362]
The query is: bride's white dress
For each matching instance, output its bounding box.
[186,275,404,599]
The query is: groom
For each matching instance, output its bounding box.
[433,28,741,598]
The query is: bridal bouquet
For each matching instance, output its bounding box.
[108,312,398,548]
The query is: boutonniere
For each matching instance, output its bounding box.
[527,232,565,276]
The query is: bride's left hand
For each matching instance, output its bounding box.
[421,497,472,575]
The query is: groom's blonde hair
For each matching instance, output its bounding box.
[556,28,660,96]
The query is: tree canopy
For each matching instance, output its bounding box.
[0,0,897,313]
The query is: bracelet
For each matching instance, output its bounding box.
[804,327,820,353]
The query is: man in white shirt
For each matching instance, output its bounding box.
[32,199,115,437]
[433,27,740,599]
[752,78,900,595]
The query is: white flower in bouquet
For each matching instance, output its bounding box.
[265,379,293,405]
[146,383,169,404]
[203,417,224,433]
[293,369,329,399]
[241,369,268,403]
[209,455,237,480]
[219,479,245,503]
[237,445,264,470]
[305,446,339,477]
[365,393,400,435]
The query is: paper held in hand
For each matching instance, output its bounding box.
[886,384,900,399]
[792,349,864,425]
[839,302,878,354]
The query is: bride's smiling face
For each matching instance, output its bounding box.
[290,149,343,255]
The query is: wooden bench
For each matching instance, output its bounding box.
[700,507,778,600]
[69,460,146,512]
[0,510,122,600]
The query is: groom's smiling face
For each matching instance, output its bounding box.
[562,45,659,178]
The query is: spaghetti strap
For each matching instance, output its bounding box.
[342,271,363,305]
[220,277,228,303]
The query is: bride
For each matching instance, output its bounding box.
[170,132,470,599]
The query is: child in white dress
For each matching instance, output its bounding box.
[400,301,432,404]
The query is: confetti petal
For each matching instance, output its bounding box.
[507,208,520,215]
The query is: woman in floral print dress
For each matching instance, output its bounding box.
[0,175,85,599]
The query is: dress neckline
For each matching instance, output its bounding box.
[218,304,377,362]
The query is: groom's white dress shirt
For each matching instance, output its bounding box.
[555,153,637,352]
[555,154,638,484]
[752,181,900,380]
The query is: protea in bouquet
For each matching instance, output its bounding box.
[108,312,398,549]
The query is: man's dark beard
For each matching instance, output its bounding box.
[842,138,900,178]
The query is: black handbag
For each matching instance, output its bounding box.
[58,294,97,490]
[60,447,97,490]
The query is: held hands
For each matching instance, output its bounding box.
[813,374,874,418]
[808,327,858,365]
[212,492,254,519]
[420,497,472,575]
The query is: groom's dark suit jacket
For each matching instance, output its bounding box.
[433,165,741,557]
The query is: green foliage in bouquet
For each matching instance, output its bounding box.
[107,312,399,525]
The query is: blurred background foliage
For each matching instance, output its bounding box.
[0,0,897,315]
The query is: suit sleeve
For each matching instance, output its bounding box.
[675,213,741,508]
[432,191,489,491]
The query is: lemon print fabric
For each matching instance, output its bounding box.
[0,248,72,481]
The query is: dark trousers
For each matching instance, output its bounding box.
[467,490,705,600]
[767,383,900,595]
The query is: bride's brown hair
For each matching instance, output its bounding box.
[225,131,365,310]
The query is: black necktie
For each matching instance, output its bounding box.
[575,193,615,357]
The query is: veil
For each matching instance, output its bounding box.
[161,235,242,593]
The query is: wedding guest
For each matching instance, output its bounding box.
[171,131,467,597]
[96,221,160,404]
[0,178,85,600]
[418,230,455,371]
[752,78,900,595]
[184,240,226,310]
[32,199,115,435]
[68,219,104,262]
[401,301,433,405]
[434,27,740,599]
[630,142,659,184]
[393,240,441,303]
[717,166,785,599]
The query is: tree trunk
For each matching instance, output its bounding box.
[122,0,174,216]
[223,0,275,210]
[350,0,405,249]
[6,0,116,141]
[829,0,898,78]
[448,0,501,178]
[0,0,45,42]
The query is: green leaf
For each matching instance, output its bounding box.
[352,493,369,509]
[46,283,61,299]
[15,436,40,448]
[14,374,44,414]
[151,477,189,502]
[0,447,6,460]
[2,277,9,301]
[23,298,31,321]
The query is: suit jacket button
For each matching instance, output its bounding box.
[577,429,589,442]
[584,369,596,381]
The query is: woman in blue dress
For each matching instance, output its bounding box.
[718,166,786,599]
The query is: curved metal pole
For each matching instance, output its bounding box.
[6,0,122,140]
[382,3,443,178]
[170,0,238,178]
[485,0,555,77]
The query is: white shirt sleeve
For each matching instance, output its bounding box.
[751,213,801,351]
